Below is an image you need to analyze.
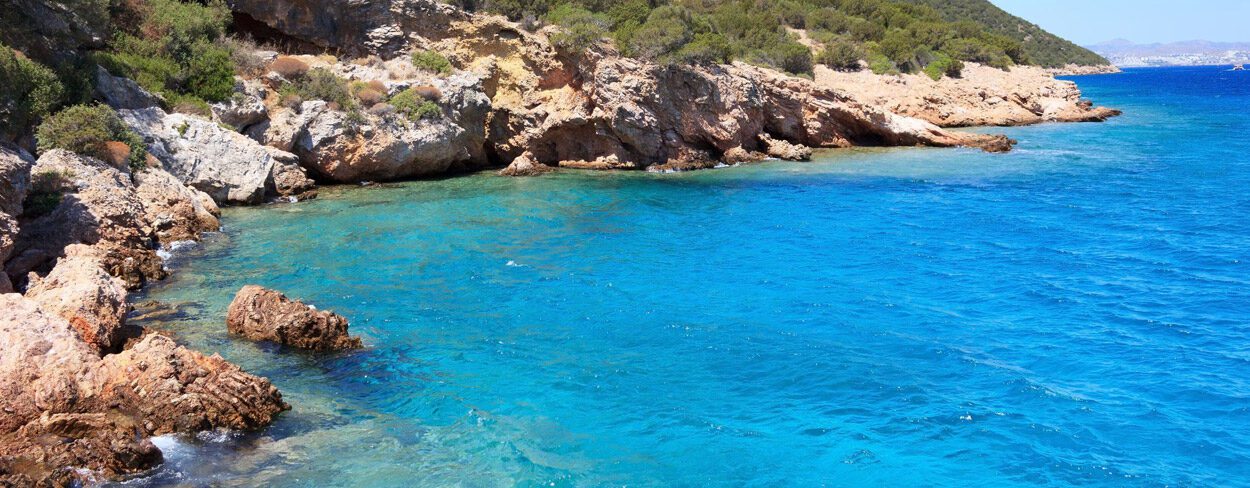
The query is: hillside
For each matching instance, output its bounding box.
[899,0,1109,67]
[457,0,1073,78]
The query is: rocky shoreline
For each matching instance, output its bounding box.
[0,0,1122,485]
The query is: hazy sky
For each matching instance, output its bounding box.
[991,0,1250,45]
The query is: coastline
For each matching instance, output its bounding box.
[0,0,1127,484]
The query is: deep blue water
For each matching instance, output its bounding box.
[126,67,1250,487]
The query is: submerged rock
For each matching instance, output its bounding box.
[227,285,363,351]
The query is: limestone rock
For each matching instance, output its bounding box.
[265,147,317,198]
[0,145,33,293]
[227,285,363,351]
[227,0,467,57]
[284,74,491,182]
[212,78,269,131]
[121,107,277,204]
[498,152,553,177]
[7,149,164,290]
[0,293,287,484]
[24,245,129,354]
[95,66,163,110]
[815,63,1121,127]
[134,167,221,244]
[760,134,813,161]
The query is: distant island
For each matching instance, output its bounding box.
[1087,39,1250,67]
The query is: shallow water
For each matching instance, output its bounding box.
[124,67,1250,487]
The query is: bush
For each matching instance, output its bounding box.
[817,40,863,71]
[923,53,964,80]
[36,104,148,172]
[547,4,609,52]
[411,50,452,75]
[390,87,442,121]
[354,88,385,106]
[0,45,64,138]
[184,41,235,102]
[867,52,898,75]
[672,33,732,65]
[293,68,353,107]
[269,56,310,78]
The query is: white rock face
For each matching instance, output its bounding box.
[211,78,270,131]
[121,107,277,204]
[95,66,163,110]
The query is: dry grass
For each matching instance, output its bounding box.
[270,56,310,78]
[102,141,132,168]
[412,85,442,101]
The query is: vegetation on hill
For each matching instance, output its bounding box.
[452,0,1104,78]
[899,0,1109,67]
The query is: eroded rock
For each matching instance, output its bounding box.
[24,245,129,354]
[121,107,277,204]
[227,285,363,351]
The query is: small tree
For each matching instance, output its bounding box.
[0,45,64,138]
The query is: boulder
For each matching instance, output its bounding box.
[24,245,129,354]
[226,285,363,351]
[265,147,318,198]
[212,78,269,131]
[280,73,491,182]
[134,167,221,244]
[761,134,813,161]
[498,152,554,177]
[95,66,163,110]
[120,107,277,204]
[0,293,287,484]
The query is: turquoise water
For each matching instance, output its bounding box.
[125,67,1250,487]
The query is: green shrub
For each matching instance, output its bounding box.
[184,41,235,102]
[36,104,148,172]
[867,52,898,75]
[390,87,442,121]
[0,45,64,138]
[292,68,354,108]
[411,50,452,75]
[672,33,732,65]
[817,40,863,71]
[923,53,964,80]
[547,4,609,52]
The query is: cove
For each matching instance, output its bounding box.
[126,68,1250,486]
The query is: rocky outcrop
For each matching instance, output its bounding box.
[24,245,129,354]
[212,78,269,131]
[254,73,492,182]
[266,147,318,198]
[95,65,163,110]
[227,285,363,351]
[1046,64,1122,76]
[0,294,287,484]
[816,63,1121,127]
[121,107,278,204]
[7,149,165,290]
[0,145,33,293]
[6,149,224,290]
[227,0,468,57]
[498,152,554,176]
[134,167,221,244]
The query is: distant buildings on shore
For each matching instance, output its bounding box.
[1086,39,1250,67]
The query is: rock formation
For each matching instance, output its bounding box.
[0,293,288,485]
[816,63,1122,127]
[0,145,33,293]
[24,245,130,354]
[120,107,280,204]
[226,0,1018,178]
[227,285,363,351]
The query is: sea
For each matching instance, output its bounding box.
[123,66,1250,487]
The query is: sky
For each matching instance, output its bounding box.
[991,0,1250,45]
